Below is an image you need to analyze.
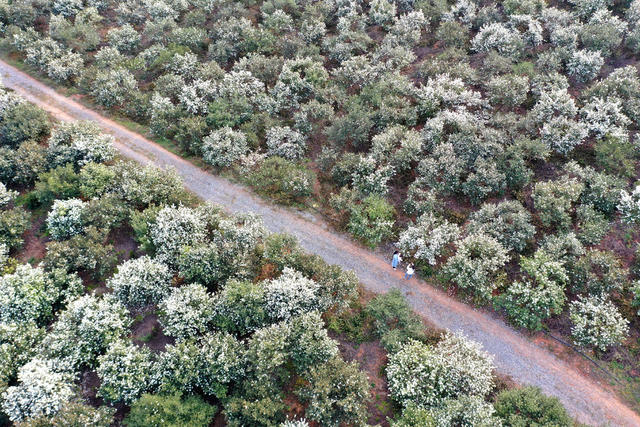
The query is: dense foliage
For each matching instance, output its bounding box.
[0,3,611,424]
[2,0,639,347]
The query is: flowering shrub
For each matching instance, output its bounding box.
[112,162,185,208]
[271,58,328,112]
[179,79,215,115]
[46,199,86,241]
[564,161,623,214]
[97,340,155,404]
[265,126,307,161]
[571,249,626,295]
[471,23,523,58]
[431,395,502,427]
[202,127,249,168]
[568,0,612,18]
[579,9,627,56]
[288,312,339,373]
[384,10,428,49]
[0,182,17,209]
[618,184,640,224]
[486,74,529,108]
[0,243,7,271]
[580,97,630,141]
[107,24,140,53]
[530,89,577,125]
[532,177,583,229]
[40,294,131,372]
[155,331,244,398]
[1,358,75,422]
[467,200,534,253]
[91,68,138,108]
[387,332,494,408]
[52,0,83,17]
[47,121,115,168]
[264,267,320,321]
[369,0,397,26]
[282,419,310,427]
[566,47,603,83]
[499,250,568,330]
[415,74,482,118]
[397,213,460,266]
[149,205,206,266]
[569,295,629,351]
[108,256,172,308]
[0,322,44,394]
[443,233,509,299]
[584,65,640,122]
[47,51,83,82]
[297,356,370,427]
[0,264,68,325]
[350,155,395,196]
[540,117,588,155]
[158,283,216,340]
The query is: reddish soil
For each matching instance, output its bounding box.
[109,224,140,262]
[80,370,102,406]
[18,213,47,263]
[131,312,174,352]
[335,336,393,426]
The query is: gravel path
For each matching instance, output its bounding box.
[2,59,638,426]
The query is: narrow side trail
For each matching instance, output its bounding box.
[2,59,637,426]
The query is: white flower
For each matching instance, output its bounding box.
[1,358,75,422]
[97,340,155,404]
[397,213,460,266]
[580,97,630,141]
[159,283,216,340]
[179,79,215,115]
[40,294,131,373]
[202,127,249,168]
[91,68,138,108]
[570,295,629,351]
[108,256,172,308]
[443,233,509,299]
[566,49,603,83]
[150,205,206,266]
[618,184,640,224]
[264,268,320,321]
[0,182,17,209]
[48,121,115,167]
[540,117,588,155]
[265,126,307,160]
[0,265,58,325]
[46,199,86,241]
[387,332,494,408]
[472,22,523,58]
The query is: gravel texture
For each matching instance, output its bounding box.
[1,59,638,426]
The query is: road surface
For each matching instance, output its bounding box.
[1,59,638,426]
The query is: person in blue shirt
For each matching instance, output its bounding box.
[392,251,402,270]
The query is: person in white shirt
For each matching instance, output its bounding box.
[405,263,414,280]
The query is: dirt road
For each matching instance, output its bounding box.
[2,59,638,426]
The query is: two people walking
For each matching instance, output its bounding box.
[391,250,414,280]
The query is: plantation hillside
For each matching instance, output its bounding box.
[1,0,640,423]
